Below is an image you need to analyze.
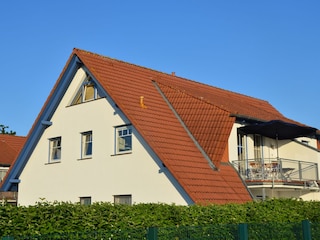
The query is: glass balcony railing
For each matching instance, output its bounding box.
[232,158,319,184]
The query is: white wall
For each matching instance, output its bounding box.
[18,68,191,206]
[228,123,241,162]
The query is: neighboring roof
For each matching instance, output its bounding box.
[0,135,26,166]
[4,48,318,204]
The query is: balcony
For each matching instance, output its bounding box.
[232,158,319,190]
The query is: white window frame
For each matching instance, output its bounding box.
[81,131,93,158]
[116,125,132,154]
[49,137,61,162]
[71,76,100,105]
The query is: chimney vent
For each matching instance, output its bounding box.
[140,96,147,108]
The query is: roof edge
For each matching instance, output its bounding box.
[1,54,82,191]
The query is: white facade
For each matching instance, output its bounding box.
[18,68,191,206]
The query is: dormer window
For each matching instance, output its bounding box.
[71,76,100,105]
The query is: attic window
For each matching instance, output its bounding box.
[71,76,100,105]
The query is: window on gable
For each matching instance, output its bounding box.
[81,131,92,158]
[116,125,132,153]
[49,137,61,162]
[71,76,100,105]
[114,195,132,205]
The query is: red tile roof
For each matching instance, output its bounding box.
[73,49,256,204]
[0,135,26,166]
[3,49,317,203]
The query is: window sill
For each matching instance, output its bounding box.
[45,161,61,165]
[67,97,105,107]
[111,152,132,157]
[77,157,92,161]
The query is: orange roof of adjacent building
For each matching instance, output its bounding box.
[0,135,26,166]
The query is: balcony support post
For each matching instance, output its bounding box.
[299,161,302,181]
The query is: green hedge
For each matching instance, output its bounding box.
[0,198,319,237]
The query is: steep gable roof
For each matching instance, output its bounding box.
[6,48,315,204]
[0,135,26,166]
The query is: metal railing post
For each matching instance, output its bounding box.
[238,223,248,240]
[302,220,311,240]
[299,161,302,180]
[147,227,158,240]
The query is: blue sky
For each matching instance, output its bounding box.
[1,1,319,136]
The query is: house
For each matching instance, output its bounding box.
[0,134,26,204]
[1,49,319,206]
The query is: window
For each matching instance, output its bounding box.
[237,132,247,177]
[237,133,245,162]
[49,137,61,162]
[114,195,132,205]
[254,135,262,161]
[0,168,8,182]
[116,125,132,153]
[81,131,92,158]
[80,197,91,205]
[71,76,100,105]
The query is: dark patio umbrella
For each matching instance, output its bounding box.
[239,120,317,160]
[239,120,316,140]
